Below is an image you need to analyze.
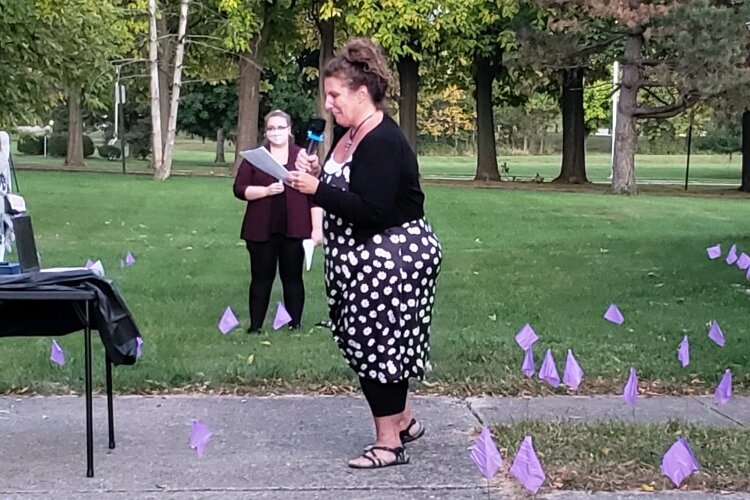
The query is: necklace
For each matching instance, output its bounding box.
[344,112,377,151]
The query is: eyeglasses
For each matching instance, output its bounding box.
[266,126,289,131]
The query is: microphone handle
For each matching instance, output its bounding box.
[306,140,319,155]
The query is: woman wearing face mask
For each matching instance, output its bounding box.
[233,110,323,333]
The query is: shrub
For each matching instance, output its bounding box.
[83,135,94,158]
[16,136,44,155]
[46,134,95,158]
[47,134,67,157]
[98,144,121,160]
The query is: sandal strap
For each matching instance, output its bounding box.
[369,445,405,459]
[362,451,383,467]
[403,418,418,434]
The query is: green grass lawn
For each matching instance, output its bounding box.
[12,137,742,184]
[491,421,750,492]
[1,171,749,395]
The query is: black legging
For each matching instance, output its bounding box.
[359,377,409,417]
[246,234,304,331]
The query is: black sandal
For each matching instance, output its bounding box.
[363,419,425,452]
[400,418,425,444]
[348,446,409,469]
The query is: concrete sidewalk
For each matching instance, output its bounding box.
[0,394,748,499]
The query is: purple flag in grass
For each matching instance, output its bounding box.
[50,340,65,366]
[189,420,212,457]
[218,306,240,334]
[135,337,144,359]
[677,335,689,368]
[273,302,292,330]
[124,252,136,266]
[603,304,624,325]
[737,253,750,270]
[563,349,584,390]
[515,323,538,351]
[622,367,638,407]
[706,244,721,260]
[661,437,700,487]
[707,321,725,347]
[726,244,738,265]
[510,436,546,494]
[715,369,732,405]
[521,347,535,377]
[539,349,560,388]
[470,426,503,479]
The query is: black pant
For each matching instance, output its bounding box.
[246,234,304,331]
[359,377,409,417]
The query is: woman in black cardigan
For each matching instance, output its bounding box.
[290,38,442,469]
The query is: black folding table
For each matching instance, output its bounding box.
[0,271,140,477]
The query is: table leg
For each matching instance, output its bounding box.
[84,300,94,478]
[106,355,115,449]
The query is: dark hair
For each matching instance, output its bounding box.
[323,38,393,107]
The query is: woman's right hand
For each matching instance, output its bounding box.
[265,181,285,196]
[295,150,321,177]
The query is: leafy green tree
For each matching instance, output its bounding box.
[178,82,238,162]
[0,1,58,125]
[34,0,131,166]
[555,0,750,193]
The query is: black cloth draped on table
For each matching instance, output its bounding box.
[0,270,141,365]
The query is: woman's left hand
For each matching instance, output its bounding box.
[288,171,319,195]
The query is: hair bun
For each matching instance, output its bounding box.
[324,38,393,106]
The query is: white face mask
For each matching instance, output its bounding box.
[266,129,289,145]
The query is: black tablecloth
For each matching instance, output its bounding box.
[0,270,141,365]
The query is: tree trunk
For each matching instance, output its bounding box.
[157,0,189,181]
[148,0,163,173]
[554,67,588,184]
[234,50,263,172]
[317,17,335,158]
[397,54,419,154]
[233,15,272,173]
[156,6,173,151]
[472,53,500,181]
[611,35,641,194]
[741,109,750,192]
[215,128,225,163]
[65,84,85,167]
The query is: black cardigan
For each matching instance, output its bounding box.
[312,115,425,243]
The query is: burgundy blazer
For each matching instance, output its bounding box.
[233,143,315,242]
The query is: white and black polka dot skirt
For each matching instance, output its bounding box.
[322,161,442,383]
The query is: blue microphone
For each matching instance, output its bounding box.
[305,118,326,155]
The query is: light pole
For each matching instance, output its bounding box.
[114,66,126,174]
[44,120,54,157]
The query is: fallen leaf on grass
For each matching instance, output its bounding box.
[640,483,655,492]
[260,341,271,347]
[488,314,497,321]
[247,354,254,365]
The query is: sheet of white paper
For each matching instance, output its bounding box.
[302,239,314,271]
[239,148,292,185]
[7,194,26,213]
[41,266,104,278]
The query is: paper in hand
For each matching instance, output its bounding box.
[240,148,292,186]
[302,239,315,271]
